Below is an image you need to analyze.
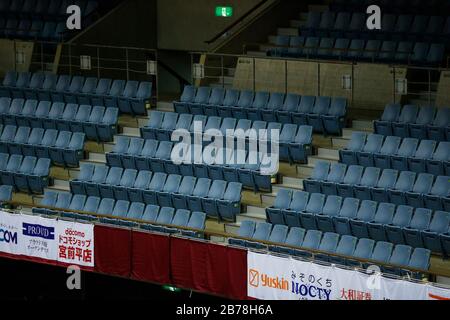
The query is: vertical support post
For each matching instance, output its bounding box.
[221,55,225,88]
[97,47,100,78]
[284,59,288,95]
[252,57,256,92]
[125,48,129,81]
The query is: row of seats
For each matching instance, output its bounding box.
[300,11,450,42]
[0,0,97,18]
[106,137,273,192]
[0,72,152,115]
[33,191,206,237]
[175,86,347,135]
[266,189,450,254]
[0,153,50,193]
[340,132,450,175]
[0,125,85,167]
[269,36,445,65]
[0,98,118,142]
[230,220,432,275]
[304,161,450,211]
[143,111,313,164]
[69,163,242,222]
[0,185,13,205]
[374,104,450,142]
[331,0,449,15]
[0,19,66,41]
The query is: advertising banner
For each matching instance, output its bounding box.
[19,214,58,261]
[247,252,450,301]
[56,220,94,267]
[0,211,21,255]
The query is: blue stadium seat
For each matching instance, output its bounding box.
[289,125,313,164]
[280,190,306,228]
[403,208,432,248]
[164,209,190,233]
[371,169,399,203]
[295,229,322,258]
[424,175,450,211]
[182,211,207,238]
[409,140,437,173]
[422,211,450,253]
[321,163,347,195]
[157,174,182,208]
[229,220,255,247]
[322,97,347,135]
[187,177,211,212]
[14,156,36,192]
[299,193,326,230]
[354,167,381,200]
[84,165,109,197]
[217,182,242,222]
[384,244,412,275]
[218,89,239,118]
[276,93,301,124]
[130,82,152,115]
[391,138,418,171]
[346,238,375,267]
[64,76,85,104]
[114,168,137,201]
[141,204,160,223]
[389,171,416,205]
[409,106,436,140]
[203,87,225,116]
[307,96,331,132]
[336,165,364,198]
[350,200,378,239]
[374,136,401,169]
[28,157,50,193]
[104,79,125,109]
[261,92,284,122]
[316,195,342,233]
[172,176,197,210]
[247,91,269,121]
[339,132,367,165]
[33,190,58,215]
[143,172,167,205]
[187,87,211,115]
[292,95,316,126]
[303,161,330,193]
[329,235,357,266]
[315,232,340,262]
[427,142,450,176]
[334,197,360,235]
[357,134,384,167]
[374,103,401,136]
[246,222,272,249]
[427,107,450,142]
[392,105,419,138]
[275,227,305,255]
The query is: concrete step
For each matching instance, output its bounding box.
[282,176,304,189]
[225,223,240,235]
[237,208,266,223]
[87,152,106,163]
[121,126,141,137]
[332,137,349,149]
[308,154,339,166]
[277,27,299,37]
[317,147,339,159]
[210,83,233,89]
[246,50,268,57]
[46,179,70,192]
[352,120,374,131]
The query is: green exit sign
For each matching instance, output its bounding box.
[215,6,233,17]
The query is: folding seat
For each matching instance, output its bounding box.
[185,87,211,115]
[345,12,365,38]
[217,89,239,118]
[410,42,430,65]
[124,170,150,204]
[383,205,413,245]
[97,107,118,142]
[306,96,331,133]
[102,79,126,109]
[392,105,419,138]
[32,128,56,160]
[345,238,375,267]
[3,98,24,126]
[121,138,144,169]
[0,98,11,120]
[231,90,254,119]
[378,41,397,62]
[426,43,445,66]
[346,39,365,60]
[427,107,450,142]
[314,232,340,262]
[76,77,98,105]
[266,188,292,225]
[161,208,190,233]
[387,170,416,206]
[382,244,413,274]
[110,200,130,219]
[155,112,178,141]
[408,106,436,140]
[96,198,115,217]
[347,199,378,239]
[0,184,12,205]
[202,87,225,116]
[14,99,37,128]
[247,91,269,121]
[174,113,193,133]
[287,36,304,58]
[156,174,182,208]
[8,126,30,155]
[408,140,436,174]
[407,247,431,275]
[371,169,399,203]
[0,153,10,180]
[134,139,158,171]
[369,241,394,266]
[316,195,343,233]
[26,100,49,129]
[321,97,346,135]
[33,190,58,215]
[362,40,381,61]
[68,104,91,133]
[173,86,196,114]
[333,198,360,235]
[129,81,152,115]
[200,180,226,218]
[112,168,137,201]
[294,230,322,258]
[327,234,357,265]
[123,202,145,221]
[303,161,330,193]
[169,176,195,210]
[425,16,445,37]
[37,73,57,101]
[278,124,297,162]
[66,193,87,213]
[82,106,104,140]
[53,132,84,167]
[373,136,401,169]
[339,132,367,166]
[321,163,347,196]
[356,134,384,168]
[182,211,207,237]
[393,14,413,36]
[288,125,313,164]
[89,78,112,106]
[42,102,64,130]
[217,182,242,222]
[98,166,123,199]
[403,208,432,248]
[1,71,17,93]
[50,192,73,216]
[144,206,174,231]
[138,204,159,223]
[410,15,429,37]
[106,136,129,167]
[271,227,304,254]
[374,103,401,136]
[153,141,175,174]
[268,35,290,57]
[303,11,321,34]
[81,164,108,197]
[353,167,381,200]
[424,176,450,211]
[63,76,85,104]
[203,115,221,136]
[330,11,350,36]
[9,72,30,99]
[329,38,349,60]
[243,222,272,249]
[228,220,255,247]
[267,224,289,251]
[23,128,45,158]
[14,156,37,192]
[275,93,301,124]
[427,142,450,176]
[404,173,433,209]
[0,154,23,188]
[299,193,326,230]
[316,11,335,35]
[115,80,138,114]
[50,75,72,102]
[0,125,17,153]
[421,211,450,253]
[70,163,95,195]
[181,177,209,212]
[316,38,334,59]
[24,73,45,100]
[143,172,167,205]
[261,93,284,123]
[390,138,418,171]
[301,37,320,57]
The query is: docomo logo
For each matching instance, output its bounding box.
[0,228,18,244]
[171,121,280,176]
[249,269,289,291]
[65,228,85,238]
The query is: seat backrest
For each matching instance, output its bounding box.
[266,92,285,110]
[105,167,123,186]
[236,90,254,108]
[187,212,206,230]
[344,165,365,185]
[155,141,173,159]
[15,72,31,88]
[119,169,138,188]
[431,107,450,127]
[68,76,84,93]
[353,238,375,259]
[380,136,401,155]
[95,78,112,95]
[398,105,419,123]
[142,205,160,222]
[171,209,190,227]
[305,193,326,214]
[339,198,360,219]
[432,142,450,162]
[208,87,225,105]
[376,169,398,189]
[408,248,431,270]
[96,198,116,215]
[133,170,152,189]
[312,96,331,114]
[156,207,175,225]
[55,75,71,92]
[175,114,193,130]
[223,89,240,106]
[40,191,59,207]
[322,195,343,217]
[335,235,358,257]
[108,80,126,96]
[140,139,158,158]
[41,129,58,146]
[392,205,413,227]
[69,194,87,211]
[112,200,130,218]
[356,200,378,222]
[252,91,270,109]
[160,112,179,131]
[412,42,429,62]
[162,174,182,193]
[48,102,65,119]
[268,225,289,244]
[179,85,196,103]
[2,71,17,87]
[122,80,139,98]
[346,132,367,151]
[251,222,272,241]
[91,165,109,183]
[430,175,450,197]
[415,106,436,125]
[81,77,98,94]
[127,202,145,220]
[75,105,92,122]
[136,82,152,99]
[297,95,316,113]
[360,167,381,187]
[414,140,436,159]
[54,131,72,148]
[318,232,340,253]
[89,106,105,123]
[371,241,394,263]
[397,138,419,157]
[237,220,256,238]
[363,134,384,153]
[223,182,242,202]
[288,191,309,212]
[412,173,434,194]
[302,230,323,250]
[192,178,212,197]
[178,176,197,196]
[272,189,292,209]
[127,138,144,155]
[374,202,396,224]
[54,192,73,209]
[395,171,416,192]
[84,196,101,213]
[149,172,168,191]
[410,208,432,231]
[429,211,450,233]
[381,103,401,122]
[282,93,301,111]
[193,87,211,104]
[327,163,347,183]
[1,125,17,142]
[207,180,227,199]
[112,135,130,153]
[311,161,330,180]
[18,156,37,174]
[10,98,24,115]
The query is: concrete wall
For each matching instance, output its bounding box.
[0,40,34,77]
[157,0,263,51]
[436,71,450,107]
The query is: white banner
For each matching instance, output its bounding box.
[0,211,95,267]
[247,252,450,301]
[56,220,94,267]
[19,214,58,261]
